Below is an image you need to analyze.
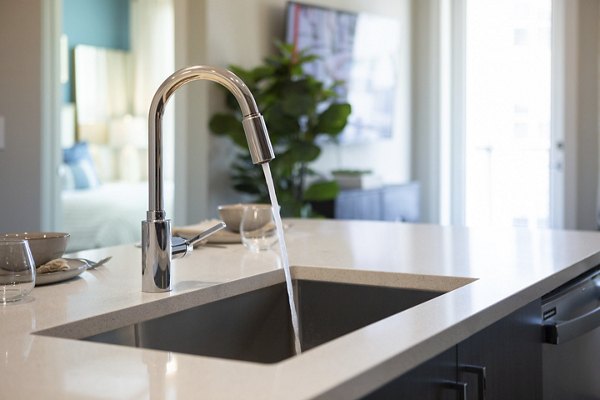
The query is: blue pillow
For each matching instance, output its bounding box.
[62,142,100,190]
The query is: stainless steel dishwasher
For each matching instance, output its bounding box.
[542,267,600,400]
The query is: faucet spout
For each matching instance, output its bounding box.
[142,66,275,293]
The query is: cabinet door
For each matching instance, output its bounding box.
[362,347,461,400]
[381,183,420,222]
[457,299,542,400]
[335,189,382,220]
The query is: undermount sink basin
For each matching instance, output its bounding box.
[82,279,446,364]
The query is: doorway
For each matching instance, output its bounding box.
[59,0,175,251]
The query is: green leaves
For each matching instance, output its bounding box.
[209,113,239,134]
[284,141,321,163]
[281,80,316,117]
[209,113,247,148]
[263,103,300,141]
[315,103,352,136]
[208,42,352,217]
[304,181,340,201]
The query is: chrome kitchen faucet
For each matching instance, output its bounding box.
[142,66,275,293]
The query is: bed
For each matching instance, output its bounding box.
[59,140,173,252]
[62,181,174,252]
[62,182,145,251]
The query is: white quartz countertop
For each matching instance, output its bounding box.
[3,219,600,399]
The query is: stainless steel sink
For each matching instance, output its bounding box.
[82,279,445,364]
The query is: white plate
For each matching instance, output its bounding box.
[35,259,87,286]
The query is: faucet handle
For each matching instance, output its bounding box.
[171,221,226,258]
[171,236,193,259]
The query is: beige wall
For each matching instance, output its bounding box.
[0,1,44,231]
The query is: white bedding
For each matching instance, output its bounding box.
[62,181,173,252]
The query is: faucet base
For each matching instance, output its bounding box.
[142,219,172,292]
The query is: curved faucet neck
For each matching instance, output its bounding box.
[147,65,274,214]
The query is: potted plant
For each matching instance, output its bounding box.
[209,42,351,217]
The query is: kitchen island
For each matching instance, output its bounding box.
[2,219,600,399]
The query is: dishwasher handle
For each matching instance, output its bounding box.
[544,302,600,344]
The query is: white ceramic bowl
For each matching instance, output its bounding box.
[217,203,271,232]
[1,232,69,266]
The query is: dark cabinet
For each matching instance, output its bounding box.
[458,299,542,400]
[361,300,542,400]
[335,182,420,222]
[363,348,460,400]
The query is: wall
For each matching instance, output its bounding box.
[574,0,599,230]
[411,0,442,224]
[186,0,412,219]
[62,0,130,102]
[0,1,44,231]
[553,0,599,230]
[171,0,206,224]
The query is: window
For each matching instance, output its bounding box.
[464,0,552,228]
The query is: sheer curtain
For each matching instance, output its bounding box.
[130,0,175,210]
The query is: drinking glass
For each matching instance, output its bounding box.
[240,205,278,252]
[0,239,36,304]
